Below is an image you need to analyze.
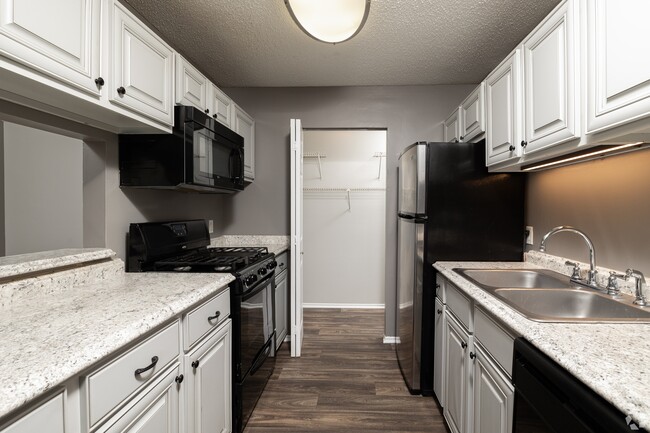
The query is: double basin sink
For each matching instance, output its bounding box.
[454,268,650,323]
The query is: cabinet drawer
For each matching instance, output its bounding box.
[184,288,230,349]
[475,307,515,377]
[85,320,180,427]
[446,282,472,331]
[1,391,65,433]
[275,251,288,276]
[97,364,180,433]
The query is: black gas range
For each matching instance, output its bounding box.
[127,219,276,433]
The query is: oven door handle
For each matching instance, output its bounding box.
[249,334,275,376]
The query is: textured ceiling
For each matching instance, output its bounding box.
[121,0,561,88]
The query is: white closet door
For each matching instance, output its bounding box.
[290,118,304,358]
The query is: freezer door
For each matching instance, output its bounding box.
[396,216,424,392]
[398,143,427,215]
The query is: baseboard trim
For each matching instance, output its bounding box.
[383,336,400,344]
[303,303,385,309]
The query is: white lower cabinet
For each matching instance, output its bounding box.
[185,319,232,433]
[0,391,66,433]
[433,297,446,407]
[437,276,516,433]
[472,344,514,433]
[443,312,472,433]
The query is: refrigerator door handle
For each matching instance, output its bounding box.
[398,213,416,219]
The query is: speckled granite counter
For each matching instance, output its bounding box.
[0,249,234,421]
[434,254,650,429]
[210,235,290,256]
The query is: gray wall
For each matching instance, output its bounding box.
[0,101,228,260]
[222,85,475,336]
[526,147,650,277]
[3,122,84,255]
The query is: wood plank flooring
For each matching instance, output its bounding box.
[244,308,448,433]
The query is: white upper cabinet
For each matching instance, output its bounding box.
[209,85,232,128]
[0,0,101,96]
[485,49,522,166]
[107,0,174,127]
[231,103,255,182]
[585,0,650,134]
[444,109,461,143]
[175,54,208,112]
[460,83,486,142]
[522,0,578,154]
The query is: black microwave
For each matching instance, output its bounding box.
[119,105,245,193]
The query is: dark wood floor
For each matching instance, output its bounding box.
[244,308,448,433]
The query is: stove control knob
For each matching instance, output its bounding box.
[258,267,267,276]
[267,261,277,270]
[246,275,257,285]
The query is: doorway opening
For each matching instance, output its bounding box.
[302,129,387,308]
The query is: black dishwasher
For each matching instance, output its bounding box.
[513,338,645,433]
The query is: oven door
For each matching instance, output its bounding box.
[237,274,275,380]
[186,119,244,191]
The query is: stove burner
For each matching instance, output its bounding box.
[153,246,270,273]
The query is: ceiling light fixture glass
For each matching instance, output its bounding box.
[285,0,371,44]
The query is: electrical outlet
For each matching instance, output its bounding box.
[525,226,534,245]
[208,219,214,234]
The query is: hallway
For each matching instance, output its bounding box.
[244,309,447,433]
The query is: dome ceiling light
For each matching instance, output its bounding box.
[284,0,371,44]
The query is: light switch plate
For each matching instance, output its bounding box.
[525,226,534,245]
[208,219,214,234]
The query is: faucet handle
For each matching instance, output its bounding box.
[625,269,648,306]
[565,261,581,280]
[606,271,625,296]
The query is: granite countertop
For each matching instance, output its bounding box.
[435,256,650,429]
[0,249,234,421]
[210,235,290,256]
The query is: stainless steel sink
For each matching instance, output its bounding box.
[493,288,650,322]
[455,268,572,289]
[453,268,650,323]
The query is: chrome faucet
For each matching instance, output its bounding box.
[625,269,648,307]
[539,226,598,289]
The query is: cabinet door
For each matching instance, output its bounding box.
[109,1,173,126]
[486,50,522,166]
[460,83,486,142]
[274,272,288,349]
[443,313,472,433]
[175,54,208,111]
[185,320,232,433]
[210,85,232,127]
[444,108,461,143]
[433,298,446,407]
[1,391,65,433]
[472,344,514,433]
[586,0,650,134]
[522,0,578,154]
[0,0,100,96]
[232,104,255,182]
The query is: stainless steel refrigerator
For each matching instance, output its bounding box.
[396,140,525,395]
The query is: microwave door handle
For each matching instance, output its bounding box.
[231,148,243,183]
